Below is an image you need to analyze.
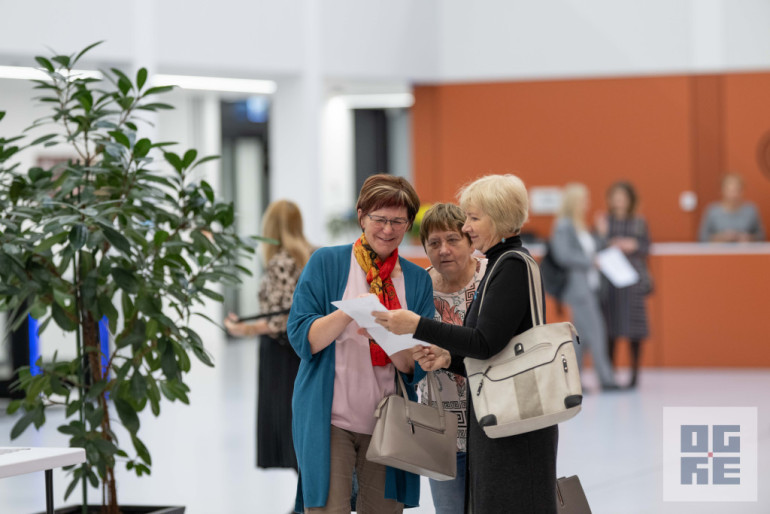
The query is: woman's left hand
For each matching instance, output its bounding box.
[372,309,420,335]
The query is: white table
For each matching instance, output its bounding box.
[0,447,87,514]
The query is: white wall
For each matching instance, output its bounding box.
[2,1,770,82]
[435,0,770,82]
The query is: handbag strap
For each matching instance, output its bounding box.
[477,250,544,328]
[395,370,447,430]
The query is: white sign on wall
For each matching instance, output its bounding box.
[529,186,563,215]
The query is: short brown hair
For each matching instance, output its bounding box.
[459,174,529,236]
[356,174,420,228]
[419,203,471,247]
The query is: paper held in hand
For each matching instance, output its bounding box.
[332,295,429,355]
[596,246,639,288]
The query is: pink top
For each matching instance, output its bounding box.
[330,249,407,435]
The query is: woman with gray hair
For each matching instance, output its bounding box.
[551,183,619,391]
[372,174,559,513]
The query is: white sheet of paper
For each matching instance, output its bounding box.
[596,246,639,288]
[332,296,429,355]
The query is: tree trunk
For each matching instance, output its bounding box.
[83,313,119,514]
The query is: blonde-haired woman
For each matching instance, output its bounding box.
[225,199,313,472]
[373,174,559,513]
[550,183,619,390]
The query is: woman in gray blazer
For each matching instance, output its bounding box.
[550,183,619,390]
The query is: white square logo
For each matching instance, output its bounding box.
[663,407,758,502]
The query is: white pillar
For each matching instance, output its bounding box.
[269,0,325,245]
[690,0,724,71]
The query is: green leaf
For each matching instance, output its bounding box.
[98,296,119,334]
[132,435,152,465]
[68,224,88,251]
[200,180,214,203]
[134,138,151,158]
[200,288,224,302]
[111,268,140,295]
[129,372,147,402]
[64,469,82,500]
[31,133,58,146]
[141,85,174,97]
[101,225,132,255]
[10,411,35,439]
[35,56,55,72]
[0,111,5,122]
[109,130,131,149]
[35,231,68,253]
[182,149,197,168]
[65,399,82,418]
[137,102,174,111]
[190,154,220,170]
[73,41,104,65]
[6,400,22,415]
[51,55,71,68]
[164,152,183,172]
[114,398,140,434]
[153,230,169,247]
[93,438,118,459]
[86,406,104,429]
[136,68,148,90]
[51,302,78,331]
[160,343,179,380]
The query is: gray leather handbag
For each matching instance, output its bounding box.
[465,250,583,438]
[366,370,458,481]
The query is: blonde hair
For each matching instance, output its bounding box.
[559,183,589,229]
[458,174,529,236]
[262,200,312,268]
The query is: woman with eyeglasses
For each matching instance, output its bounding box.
[287,174,433,513]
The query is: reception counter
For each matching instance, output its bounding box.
[401,242,770,368]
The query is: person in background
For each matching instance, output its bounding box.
[287,174,434,514]
[418,203,486,514]
[699,173,765,242]
[550,183,619,391]
[595,182,651,389]
[372,174,560,513]
[224,200,313,472]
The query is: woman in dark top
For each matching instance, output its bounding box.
[373,174,558,514]
[595,181,651,388]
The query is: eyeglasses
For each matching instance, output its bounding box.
[366,214,409,230]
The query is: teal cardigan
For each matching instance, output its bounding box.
[287,244,434,512]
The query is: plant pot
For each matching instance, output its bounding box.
[37,506,185,514]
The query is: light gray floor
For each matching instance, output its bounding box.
[1,332,768,513]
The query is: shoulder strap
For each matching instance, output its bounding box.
[477,250,544,327]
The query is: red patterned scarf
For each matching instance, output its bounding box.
[353,234,401,366]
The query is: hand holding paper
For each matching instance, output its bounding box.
[596,246,639,288]
[332,296,428,355]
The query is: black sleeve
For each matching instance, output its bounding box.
[413,258,531,360]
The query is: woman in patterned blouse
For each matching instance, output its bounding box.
[417,203,486,514]
[225,199,313,471]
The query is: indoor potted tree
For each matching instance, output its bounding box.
[0,43,258,513]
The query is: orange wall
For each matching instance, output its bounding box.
[405,250,770,369]
[413,74,770,242]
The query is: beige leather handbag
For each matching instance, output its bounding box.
[464,250,583,438]
[366,371,458,481]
